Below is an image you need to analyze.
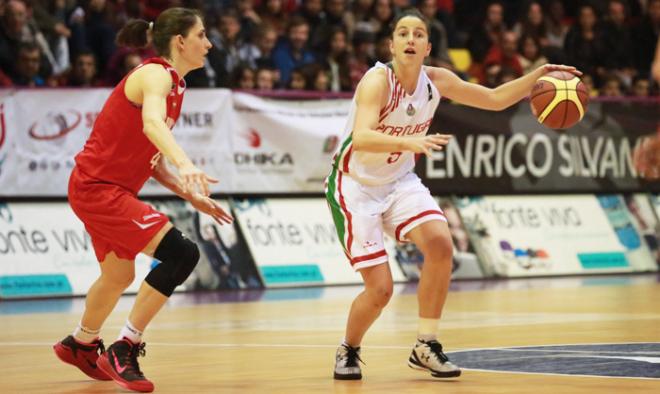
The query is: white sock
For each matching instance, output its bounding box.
[73,323,100,344]
[118,319,143,344]
[417,317,439,342]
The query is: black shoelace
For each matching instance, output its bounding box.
[119,342,147,377]
[93,339,106,355]
[425,341,449,363]
[343,345,365,367]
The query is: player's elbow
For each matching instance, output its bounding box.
[142,116,162,137]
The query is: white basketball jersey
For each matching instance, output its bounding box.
[332,62,441,186]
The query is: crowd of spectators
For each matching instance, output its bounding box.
[0,0,658,97]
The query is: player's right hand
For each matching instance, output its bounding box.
[403,134,452,156]
[633,135,660,180]
[178,163,218,197]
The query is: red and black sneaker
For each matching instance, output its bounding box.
[97,338,154,393]
[53,335,112,381]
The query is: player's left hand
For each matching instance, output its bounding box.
[190,193,234,225]
[539,64,582,77]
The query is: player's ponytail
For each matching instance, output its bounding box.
[116,8,202,57]
[116,19,151,49]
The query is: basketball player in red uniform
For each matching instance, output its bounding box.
[53,8,231,393]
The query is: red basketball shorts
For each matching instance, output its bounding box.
[68,167,169,261]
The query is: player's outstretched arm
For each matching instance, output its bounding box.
[352,69,451,155]
[428,65,581,111]
[136,64,211,196]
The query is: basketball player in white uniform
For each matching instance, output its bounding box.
[325,10,580,380]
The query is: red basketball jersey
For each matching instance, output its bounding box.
[75,57,186,194]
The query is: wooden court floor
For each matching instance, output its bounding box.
[1,275,659,393]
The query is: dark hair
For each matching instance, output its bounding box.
[389,8,430,38]
[116,7,202,58]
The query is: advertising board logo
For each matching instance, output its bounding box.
[0,203,12,224]
[243,128,261,148]
[235,128,294,169]
[28,110,81,140]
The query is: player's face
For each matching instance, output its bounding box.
[390,17,430,66]
[179,17,212,69]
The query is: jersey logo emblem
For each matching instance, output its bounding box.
[406,103,416,116]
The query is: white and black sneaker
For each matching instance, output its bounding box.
[333,344,364,380]
[408,339,461,378]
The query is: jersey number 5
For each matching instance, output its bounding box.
[387,152,402,164]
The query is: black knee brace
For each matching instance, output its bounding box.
[145,228,200,296]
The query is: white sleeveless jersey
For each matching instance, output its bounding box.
[332,62,441,186]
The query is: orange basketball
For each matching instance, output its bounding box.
[529,71,589,129]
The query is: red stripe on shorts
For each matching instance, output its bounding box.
[351,249,387,265]
[395,210,445,241]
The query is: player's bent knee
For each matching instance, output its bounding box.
[366,284,393,308]
[145,228,200,297]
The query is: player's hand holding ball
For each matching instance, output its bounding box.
[530,65,588,130]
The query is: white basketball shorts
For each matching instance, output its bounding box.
[325,170,446,270]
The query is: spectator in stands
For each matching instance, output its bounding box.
[581,73,599,97]
[31,0,72,75]
[631,76,650,96]
[345,0,375,40]
[288,66,307,89]
[236,0,261,40]
[209,9,248,80]
[512,1,549,47]
[68,0,118,75]
[272,16,316,86]
[232,63,256,89]
[11,41,46,86]
[467,1,506,64]
[62,51,100,87]
[602,0,635,88]
[258,0,289,36]
[371,0,394,37]
[325,27,352,92]
[297,0,326,50]
[239,23,278,69]
[481,30,522,87]
[349,30,374,88]
[517,34,547,75]
[564,4,607,84]
[308,63,330,91]
[417,0,453,69]
[325,0,351,32]
[601,74,624,96]
[255,66,275,90]
[545,0,569,48]
[0,0,53,81]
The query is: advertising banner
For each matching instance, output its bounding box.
[230,93,350,193]
[0,201,152,298]
[0,198,256,298]
[419,100,660,194]
[231,198,407,287]
[454,195,656,277]
[0,89,347,196]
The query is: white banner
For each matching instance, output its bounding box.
[231,198,406,287]
[0,89,350,197]
[230,93,349,192]
[0,202,152,298]
[455,195,657,277]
